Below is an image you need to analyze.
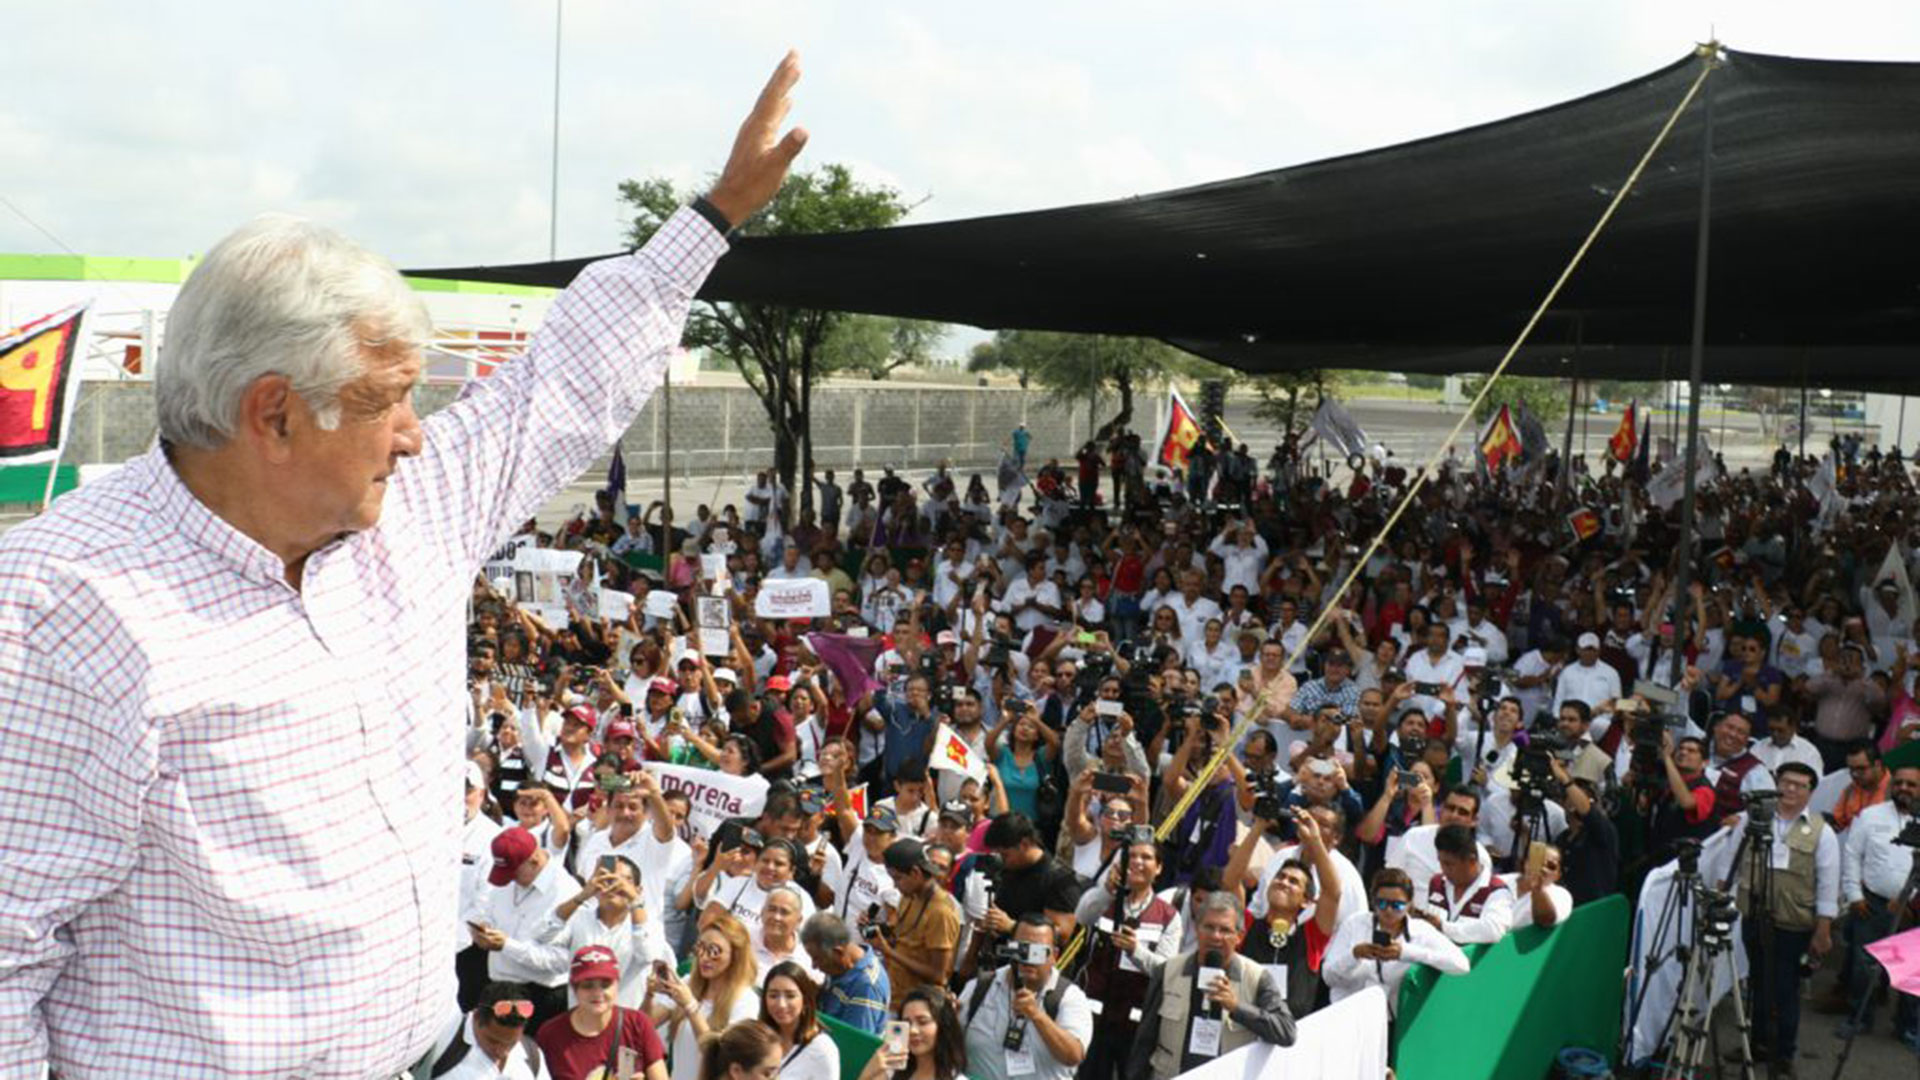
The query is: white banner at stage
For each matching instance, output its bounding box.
[641,761,768,839]
[1172,986,1388,1080]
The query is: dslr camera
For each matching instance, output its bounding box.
[993,939,1053,967]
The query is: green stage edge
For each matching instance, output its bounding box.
[1395,895,1630,1080]
[0,464,77,503]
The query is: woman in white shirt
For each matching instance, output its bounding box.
[648,913,760,1080]
[1322,867,1470,1017]
[858,985,970,1080]
[758,961,840,1080]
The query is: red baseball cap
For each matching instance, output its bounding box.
[648,677,678,697]
[765,674,792,693]
[563,705,597,729]
[489,827,538,886]
[606,720,638,742]
[571,944,620,984]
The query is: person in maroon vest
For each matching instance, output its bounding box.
[1072,834,1181,1080]
[1705,712,1773,823]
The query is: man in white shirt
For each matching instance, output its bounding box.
[1510,844,1575,930]
[571,774,697,949]
[1001,556,1067,634]
[1751,712,1823,777]
[1449,596,1510,665]
[1207,522,1268,596]
[1404,622,1466,720]
[1417,824,1514,945]
[1507,640,1567,727]
[1839,764,1920,1038]
[1772,606,1822,679]
[1391,788,1491,896]
[1553,632,1622,721]
[417,983,548,1080]
[464,826,583,1027]
[537,855,675,1008]
[1165,569,1225,645]
[459,763,508,1006]
[958,917,1093,1080]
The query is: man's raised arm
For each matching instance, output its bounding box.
[403,53,809,571]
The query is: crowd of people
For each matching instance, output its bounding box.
[448,421,1920,1079]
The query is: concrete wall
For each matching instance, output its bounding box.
[62,379,1127,479]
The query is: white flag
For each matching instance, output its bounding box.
[929,723,987,782]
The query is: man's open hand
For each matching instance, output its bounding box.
[707,51,809,226]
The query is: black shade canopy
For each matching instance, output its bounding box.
[409,49,1920,392]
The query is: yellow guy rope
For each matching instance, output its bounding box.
[1056,48,1719,971]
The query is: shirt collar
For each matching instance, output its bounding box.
[137,445,301,590]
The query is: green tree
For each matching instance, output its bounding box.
[1247,370,1342,438]
[619,164,909,520]
[1463,374,1570,425]
[967,337,1043,388]
[822,315,948,380]
[989,331,1190,437]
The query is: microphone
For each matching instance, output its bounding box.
[1199,949,1225,1019]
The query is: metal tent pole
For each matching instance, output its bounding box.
[661,362,673,558]
[1670,47,1719,686]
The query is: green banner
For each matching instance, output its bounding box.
[1395,895,1630,1080]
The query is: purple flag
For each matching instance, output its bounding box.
[805,632,886,703]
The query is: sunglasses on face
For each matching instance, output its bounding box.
[1374,898,1408,912]
[490,1000,535,1020]
[695,942,725,960]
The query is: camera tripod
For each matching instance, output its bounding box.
[1622,843,1704,1064]
[1829,853,1920,1080]
[1660,885,1759,1080]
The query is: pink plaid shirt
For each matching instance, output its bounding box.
[0,208,725,1078]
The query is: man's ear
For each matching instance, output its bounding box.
[236,375,297,461]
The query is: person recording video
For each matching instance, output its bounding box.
[1072,832,1182,1080]
[957,915,1092,1080]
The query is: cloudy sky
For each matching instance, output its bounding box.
[5,1,1917,273]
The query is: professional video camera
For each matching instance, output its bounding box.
[1109,823,1157,849]
[1511,735,1566,809]
[1694,887,1741,949]
[980,633,1020,673]
[1248,768,1288,822]
[1627,710,1687,788]
[1742,788,1780,837]
[992,939,1053,967]
[972,853,1004,900]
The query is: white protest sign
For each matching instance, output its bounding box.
[511,547,584,627]
[598,588,634,623]
[643,591,681,621]
[754,577,830,619]
[700,553,728,580]
[642,761,769,839]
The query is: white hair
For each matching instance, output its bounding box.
[156,213,431,449]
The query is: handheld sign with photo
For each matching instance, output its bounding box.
[696,595,732,656]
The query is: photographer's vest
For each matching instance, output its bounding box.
[1148,952,1267,1079]
[1711,753,1765,820]
[1082,892,1178,1035]
[1426,872,1509,920]
[1738,814,1826,932]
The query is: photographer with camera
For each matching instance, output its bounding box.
[1063,676,1150,782]
[1552,771,1621,906]
[958,813,1084,977]
[1125,894,1295,1080]
[864,675,945,797]
[1163,702,1253,884]
[1072,831,1181,1080]
[960,915,1093,1080]
[1552,700,1617,787]
[873,838,962,1010]
[1063,769,1148,880]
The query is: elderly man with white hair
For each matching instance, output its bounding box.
[0,55,807,1080]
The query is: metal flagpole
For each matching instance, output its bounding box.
[661,361,673,558]
[549,0,563,261]
[1670,44,1720,686]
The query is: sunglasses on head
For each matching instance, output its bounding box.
[490,999,535,1021]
